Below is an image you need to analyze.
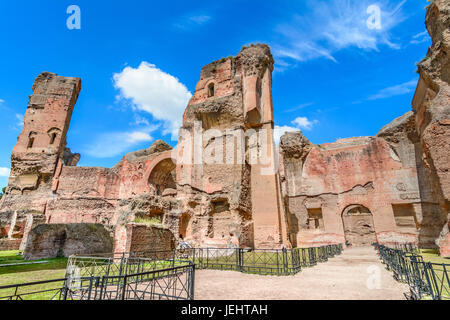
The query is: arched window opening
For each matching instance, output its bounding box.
[208,83,215,97]
[50,132,57,145]
[27,137,35,149]
[148,158,177,195]
[179,213,192,239]
[27,132,36,149]
[47,128,61,146]
[346,205,371,215]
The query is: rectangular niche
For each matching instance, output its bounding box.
[307,208,324,231]
[392,203,418,233]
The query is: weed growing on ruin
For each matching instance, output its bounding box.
[134,216,163,226]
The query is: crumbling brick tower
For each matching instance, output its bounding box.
[0,72,81,249]
[413,0,450,256]
[176,44,289,248]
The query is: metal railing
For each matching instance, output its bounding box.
[65,263,195,300]
[123,244,343,276]
[376,243,449,300]
[0,278,68,300]
[0,257,195,301]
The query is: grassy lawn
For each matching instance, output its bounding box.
[418,249,449,300]
[420,249,450,264]
[0,252,191,300]
[0,250,68,300]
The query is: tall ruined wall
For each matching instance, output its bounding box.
[46,166,120,228]
[279,0,450,253]
[412,0,450,256]
[176,44,288,248]
[280,113,424,247]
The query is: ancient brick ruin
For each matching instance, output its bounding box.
[0,1,448,257]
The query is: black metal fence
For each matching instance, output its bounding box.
[0,257,195,301]
[376,243,449,300]
[129,244,343,276]
[0,278,68,300]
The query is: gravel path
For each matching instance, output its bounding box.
[194,246,408,300]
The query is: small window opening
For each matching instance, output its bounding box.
[27,136,35,149]
[50,133,57,145]
[208,83,215,97]
[307,208,324,230]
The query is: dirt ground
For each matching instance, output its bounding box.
[194,246,409,300]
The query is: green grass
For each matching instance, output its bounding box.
[0,250,68,300]
[420,249,450,264]
[0,251,191,300]
[417,249,449,300]
[0,250,25,265]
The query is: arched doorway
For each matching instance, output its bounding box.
[179,213,192,240]
[342,205,376,246]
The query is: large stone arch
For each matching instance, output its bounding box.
[341,204,376,246]
[146,152,177,196]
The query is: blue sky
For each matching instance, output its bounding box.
[0,0,431,188]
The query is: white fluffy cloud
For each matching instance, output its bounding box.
[274,116,318,144]
[113,62,192,139]
[84,126,158,158]
[0,167,10,177]
[292,117,319,130]
[0,99,4,104]
[273,0,406,66]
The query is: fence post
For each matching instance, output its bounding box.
[62,280,69,300]
[172,249,176,268]
[426,262,441,300]
[282,248,288,275]
[87,277,94,301]
[106,257,112,277]
[236,248,240,271]
[189,263,195,300]
[121,275,128,300]
[240,248,244,271]
[98,276,106,300]
[119,253,125,277]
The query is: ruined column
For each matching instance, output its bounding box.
[0,72,81,249]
